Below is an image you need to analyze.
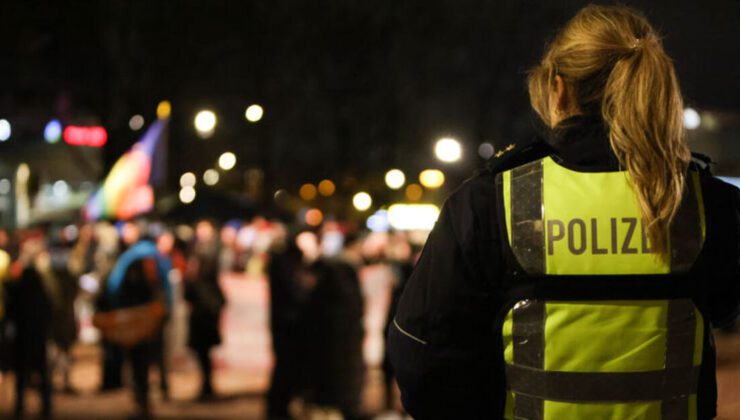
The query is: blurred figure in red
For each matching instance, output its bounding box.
[185,219,225,401]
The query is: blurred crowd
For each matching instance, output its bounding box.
[0,216,421,419]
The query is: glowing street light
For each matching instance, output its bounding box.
[53,180,69,197]
[203,169,220,186]
[157,100,172,120]
[305,208,324,226]
[245,104,264,123]
[129,115,145,131]
[683,108,701,130]
[194,110,217,138]
[179,186,196,204]
[300,183,317,201]
[218,152,237,170]
[0,119,11,141]
[478,142,495,159]
[435,137,462,163]
[353,192,372,211]
[419,169,445,189]
[405,184,423,201]
[318,179,336,196]
[385,169,406,190]
[44,119,63,143]
[180,172,196,188]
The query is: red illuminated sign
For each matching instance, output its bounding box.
[63,126,108,147]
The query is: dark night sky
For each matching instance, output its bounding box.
[1,0,739,203]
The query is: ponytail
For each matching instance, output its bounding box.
[602,34,690,259]
[527,5,691,261]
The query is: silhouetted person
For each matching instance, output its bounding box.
[8,235,54,418]
[185,220,224,400]
[266,234,312,419]
[303,236,365,420]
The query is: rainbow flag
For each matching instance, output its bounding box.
[85,119,167,221]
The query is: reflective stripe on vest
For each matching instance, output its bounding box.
[497,157,706,420]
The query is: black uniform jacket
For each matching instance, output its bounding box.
[387,115,740,419]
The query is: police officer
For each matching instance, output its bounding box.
[387,5,739,420]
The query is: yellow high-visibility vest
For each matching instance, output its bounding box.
[497,157,705,420]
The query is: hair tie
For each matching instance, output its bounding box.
[631,38,643,51]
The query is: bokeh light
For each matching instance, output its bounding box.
[129,115,145,131]
[300,183,318,201]
[385,169,406,190]
[194,110,217,137]
[179,186,196,204]
[0,119,11,141]
[17,163,30,183]
[245,104,264,122]
[405,184,423,201]
[683,107,701,130]
[419,169,445,189]
[353,192,372,211]
[388,204,440,231]
[156,100,172,119]
[434,137,461,163]
[180,172,196,188]
[305,208,324,226]
[44,119,63,143]
[53,180,69,197]
[318,179,336,196]
[478,142,495,159]
[366,209,390,232]
[218,152,237,170]
[0,179,10,195]
[203,169,220,186]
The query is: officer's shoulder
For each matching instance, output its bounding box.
[443,140,553,214]
[690,152,713,174]
[480,139,554,177]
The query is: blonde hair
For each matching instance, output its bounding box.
[528,4,690,260]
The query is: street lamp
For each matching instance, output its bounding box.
[385,169,406,190]
[419,169,445,189]
[434,137,462,163]
[194,110,217,138]
[218,152,237,170]
[353,192,372,211]
[245,104,264,123]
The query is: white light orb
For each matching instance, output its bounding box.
[180,172,196,188]
[194,110,217,136]
[245,104,264,122]
[352,192,372,211]
[218,152,237,170]
[683,108,701,130]
[179,186,196,204]
[129,115,145,131]
[0,119,11,141]
[203,169,220,186]
[385,169,406,190]
[435,137,462,163]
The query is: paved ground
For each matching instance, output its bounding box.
[1,332,738,419]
